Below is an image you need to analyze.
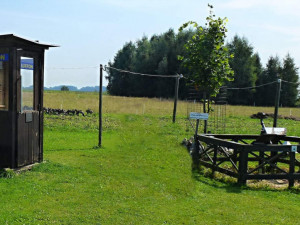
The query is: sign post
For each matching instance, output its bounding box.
[21,58,34,70]
[189,112,209,136]
[190,112,209,170]
[189,112,209,120]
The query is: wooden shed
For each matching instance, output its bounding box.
[0,34,57,168]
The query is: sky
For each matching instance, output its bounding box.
[1,0,300,87]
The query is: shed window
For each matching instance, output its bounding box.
[0,54,9,110]
[21,57,34,112]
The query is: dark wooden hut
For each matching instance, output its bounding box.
[0,34,57,168]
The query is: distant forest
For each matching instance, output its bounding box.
[106,29,299,107]
[24,85,106,92]
[44,85,106,92]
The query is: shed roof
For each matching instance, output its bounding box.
[0,34,59,49]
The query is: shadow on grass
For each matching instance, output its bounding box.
[45,146,105,151]
[191,167,243,194]
[0,160,78,179]
[185,143,300,193]
[191,166,300,194]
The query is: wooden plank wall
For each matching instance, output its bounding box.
[0,111,12,167]
[17,112,39,167]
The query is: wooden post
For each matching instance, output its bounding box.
[289,151,296,188]
[259,150,265,174]
[192,119,200,169]
[195,119,200,136]
[238,148,248,185]
[98,64,103,147]
[212,145,218,177]
[172,75,181,123]
[273,79,281,127]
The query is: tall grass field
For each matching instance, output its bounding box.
[0,91,300,224]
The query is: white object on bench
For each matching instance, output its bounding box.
[265,127,287,135]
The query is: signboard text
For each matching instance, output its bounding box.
[189,112,209,120]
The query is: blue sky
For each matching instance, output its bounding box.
[1,0,300,87]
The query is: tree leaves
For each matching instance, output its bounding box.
[178,5,234,97]
[106,29,194,99]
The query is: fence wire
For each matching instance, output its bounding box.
[185,84,227,135]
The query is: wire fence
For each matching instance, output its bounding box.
[43,65,300,139]
[105,65,180,78]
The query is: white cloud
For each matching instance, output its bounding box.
[80,0,202,14]
[218,0,300,17]
[254,23,300,42]
[81,0,180,9]
[218,0,263,9]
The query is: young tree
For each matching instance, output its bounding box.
[178,4,234,114]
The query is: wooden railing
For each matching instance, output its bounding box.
[194,134,300,187]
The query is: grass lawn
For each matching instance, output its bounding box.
[0,92,300,224]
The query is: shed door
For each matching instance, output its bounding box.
[17,52,41,167]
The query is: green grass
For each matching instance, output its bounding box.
[1,92,300,224]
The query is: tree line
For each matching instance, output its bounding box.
[107,30,299,106]
[226,36,299,106]
[106,29,192,99]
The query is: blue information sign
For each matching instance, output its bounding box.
[0,53,9,61]
[21,58,34,70]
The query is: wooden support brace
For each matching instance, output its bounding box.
[212,145,218,176]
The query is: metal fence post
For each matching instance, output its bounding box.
[273,78,281,127]
[99,64,103,147]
